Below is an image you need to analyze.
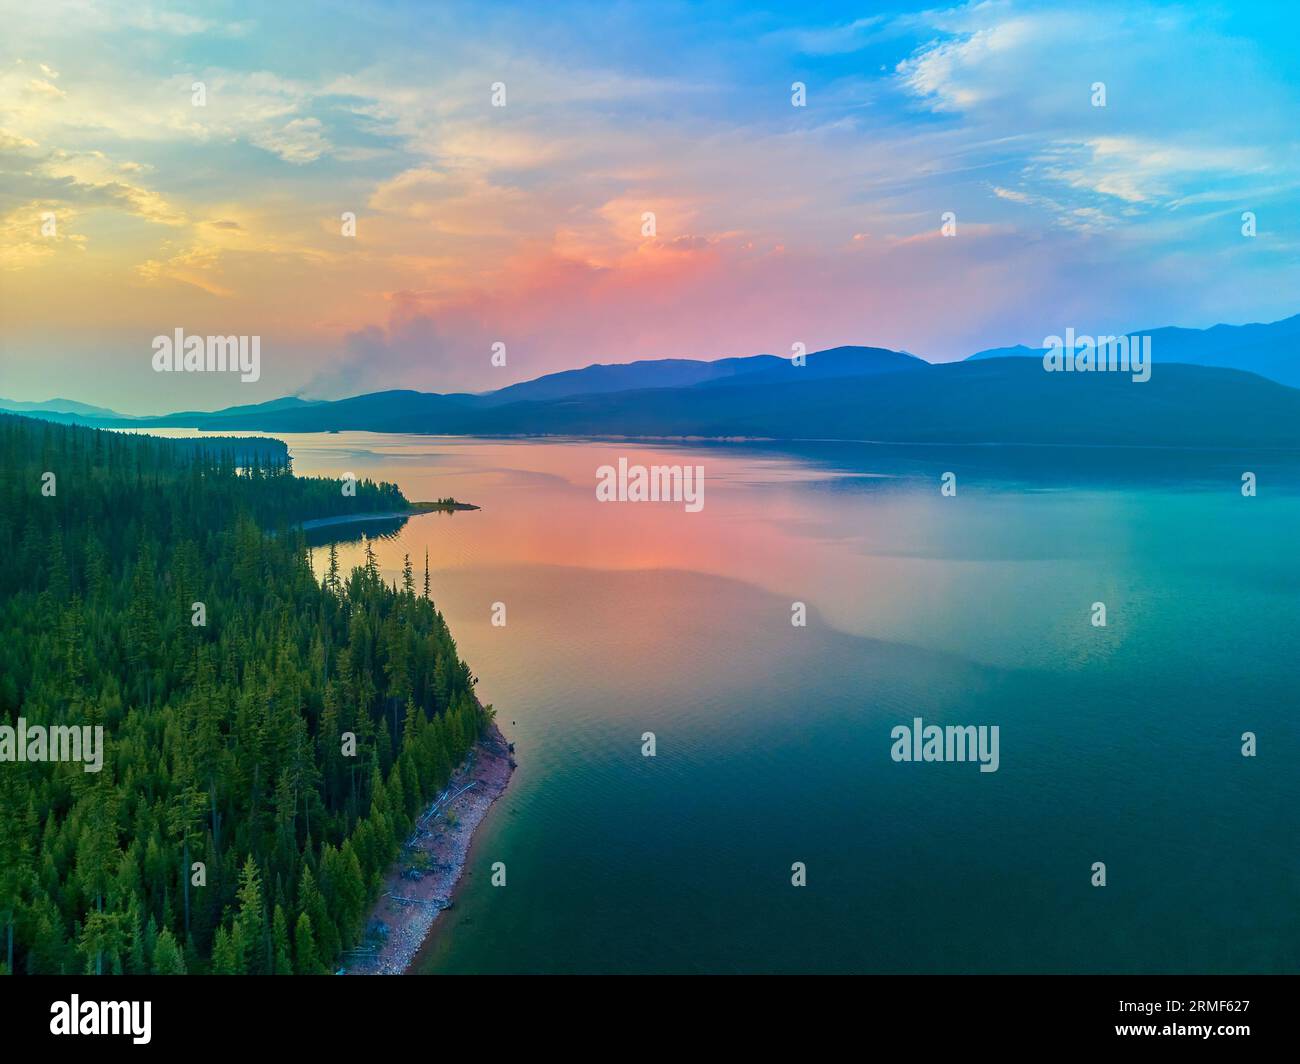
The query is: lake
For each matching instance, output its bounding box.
[234,432,1300,972]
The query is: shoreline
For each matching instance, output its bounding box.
[300,502,479,531]
[344,718,514,975]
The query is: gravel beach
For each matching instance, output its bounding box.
[344,719,514,975]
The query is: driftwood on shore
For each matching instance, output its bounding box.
[385,893,453,910]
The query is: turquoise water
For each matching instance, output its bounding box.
[280,434,1299,973]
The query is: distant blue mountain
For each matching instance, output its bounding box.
[15,316,1300,447]
[148,390,463,433]
[0,392,323,427]
[967,314,1300,387]
[460,358,1300,447]
[111,345,932,431]
[158,395,323,421]
[966,344,1042,361]
[0,396,134,421]
[475,345,927,405]
[95,358,1300,449]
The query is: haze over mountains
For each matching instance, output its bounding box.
[475,345,929,405]
[966,313,1300,388]
[4,315,1297,447]
[0,397,127,418]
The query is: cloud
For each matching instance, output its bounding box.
[1037,137,1269,205]
[249,116,330,163]
[25,77,65,99]
[5,0,1300,409]
[136,243,233,296]
[120,7,253,36]
[0,201,85,270]
[0,132,188,234]
[895,2,1300,229]
[4,2,253,38]
[991,185,1034,205]
[766,16,892,56]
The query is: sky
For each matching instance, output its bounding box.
[1,0,1298,414]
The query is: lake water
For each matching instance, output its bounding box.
[234,432,1300,972]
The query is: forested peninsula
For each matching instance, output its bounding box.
[0,413,491,974]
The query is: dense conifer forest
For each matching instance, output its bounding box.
[0,413,487,974]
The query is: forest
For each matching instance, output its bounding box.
[0,413,488,974]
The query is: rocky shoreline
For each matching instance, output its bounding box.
[343,719,514,975]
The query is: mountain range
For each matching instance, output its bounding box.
[967,313,1300,387]
[3,315,1297,448]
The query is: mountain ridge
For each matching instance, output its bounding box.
[967,313,1300,387]
[36,357,1297,450]
[4,314,1297,447]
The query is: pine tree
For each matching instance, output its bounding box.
[152,929,187,974]
[294,912,323,975]
[211,926,238,975]
[126,542,160,677]
[233,856,267,975]
[272,904,293,974]
[297,865,337,964]
[0,771,34,975]
[326,543,340,595]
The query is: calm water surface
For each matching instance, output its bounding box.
[168,431,1300,972]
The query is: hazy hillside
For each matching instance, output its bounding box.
[967,314,1300,387]
[462,359,1300,447]
[476,345,927,405]
[0,397,136,423]
[11,320,1299,446]
[159,395,325,420]
[98,359,1300,448]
